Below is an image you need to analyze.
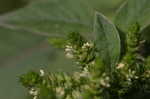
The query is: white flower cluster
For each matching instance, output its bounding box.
[126,69,138,81]
[40,69,45,77]
[71,90,81,99]
[29,88,38,99]
[65,45,74,59]
[79,66,90,77]
[144,70,150,78]
[65,42,94,59]
[100,73,110,88]
[117,63,139,82]
[82,42,94,49]
[56,87,65,97]
[116,63,125,69]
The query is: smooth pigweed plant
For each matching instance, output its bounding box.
[19,0,150,99]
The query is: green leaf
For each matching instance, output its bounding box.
[0,1,94,98]
[0,0,122,99]
[115,0,150,33]
[0,0,95,35]
[48,37,66,48]
[93,12,120,71]
[0,0,123,67]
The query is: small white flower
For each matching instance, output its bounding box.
[56,87,65,96]
[40,69,45,76]
[79,71,89,77]
[84,42,90,46]
[135,76,139,79]
[116,63,125,69]
[65,45,73,49]
[127,78,131,82]
[83,67,89,72]
[105,76,110,81]
[100,75,110,88]
[106,83,110,87]
[29,88,38,96]
[72,91,81,98]
[65,48,72,52]
[65,45,73,52]
[90,61,95,65]
[82,42,93,49]
[100,79,106,86]
[100,79,110,88]
[65,45,74,59]
[131,70,136,75]
[79,68,90,77]
[66,53,74,59]
[102,73,106,77]
[33,96,38,99]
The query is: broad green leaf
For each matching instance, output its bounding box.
[94,12,120,70]
[0,0,122,99]
[0,0,123,36]
[115,0,150,33]
[1,0,94,35]
[0,1,94,99]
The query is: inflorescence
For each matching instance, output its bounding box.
[20,30,150,99]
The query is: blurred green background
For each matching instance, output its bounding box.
[0,0,123,99]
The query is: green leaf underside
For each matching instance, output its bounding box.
[115,0,150,33]
[94,12,120,70]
